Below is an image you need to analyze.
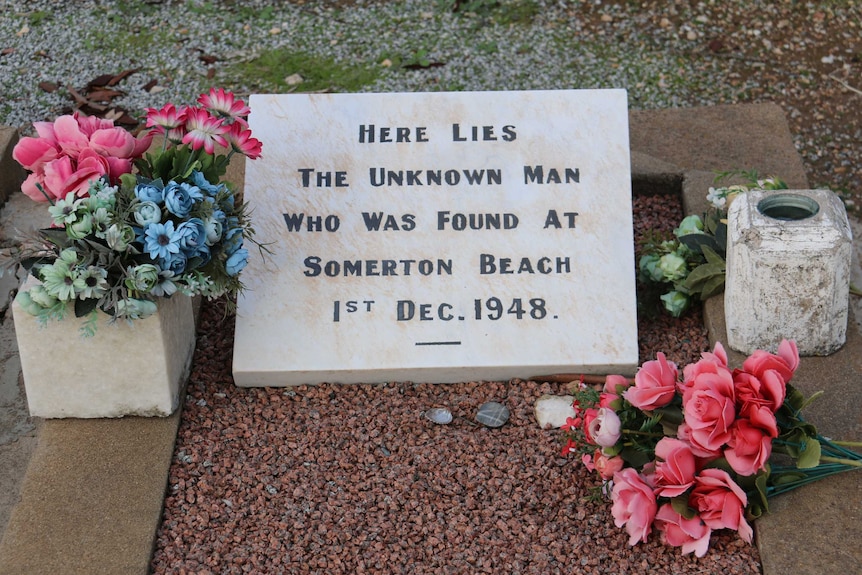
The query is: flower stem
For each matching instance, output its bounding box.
[830,440,862,448]
[819,456,862,468]
[621,429,664,438]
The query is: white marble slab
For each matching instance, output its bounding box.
[233,90,637,385]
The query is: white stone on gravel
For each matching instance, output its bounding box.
[534,394,575,430]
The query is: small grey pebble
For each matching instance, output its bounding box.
[476,401,510,428]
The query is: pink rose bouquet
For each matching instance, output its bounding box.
[4,89,264,333]
[561,339,862,557]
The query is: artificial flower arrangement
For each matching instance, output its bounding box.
[638,172,787,317]
[4,88,262,335]
[561,340,861,556]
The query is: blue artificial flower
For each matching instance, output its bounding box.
[203,211,225,245]
[175,218,207,257]
[222,226,244,256]
[144,221,181,260]
[186,244,211,271]
[158,250,188,276]
[135,181,165,204]
[225,248,248,276]
[164,182,202,218]
[191,170,224,197]
[150,271,178,297]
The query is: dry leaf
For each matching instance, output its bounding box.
[38,81,59,93]
[88,89,124,102]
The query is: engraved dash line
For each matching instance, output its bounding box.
[415,341,462,346]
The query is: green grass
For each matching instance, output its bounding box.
[225,48,380,93]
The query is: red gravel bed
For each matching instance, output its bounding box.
[151,194,762,574]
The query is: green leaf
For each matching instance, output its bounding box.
[619,446,652,469]
[74,297,98,318]
[701,244,726,266]
[678,233,720,255]
[40,228,71,247]
[699,274,726,300]
[120,172,138,190]
[796,437,822,469]
[770,471,808,485]
[714,222,727,251]
[671,495,696,519]
[683,263,724,289]
[784,385,806,413]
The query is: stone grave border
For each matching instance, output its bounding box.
[0,103,859,575]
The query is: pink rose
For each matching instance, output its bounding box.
[724,405,777,476]
[73,151,112,193]
[21,172,50,202]
[676,423,723,460]
[742,339,799,383]
[603,374,631,395]
[89,127,139,158]
[733,369,786,415]
[12,136,59,170]
[53,114,90,157]
[624,352,678,410]
[586,407,621,448]
[690,468,753,543]
[74,113,116,137]
[653,438,697,497]
[611,468,657,546]
[599,392,619,409]
[593,450,624,480]
[41,156,76,200]
[654,504,712,557]
[683,368,736,453]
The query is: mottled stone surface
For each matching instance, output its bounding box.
[234,90,638,385]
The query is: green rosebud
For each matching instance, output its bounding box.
[133,201,162,227]
[28,284,60,308]
[661,290,690,317]
[756,177,787,191]
[674,214,704,237]
[104,223,136,252]
[115,298,158,320]
[15,290,44,316]
[66,213,94,240]
[659,252,688,282]
[638,253,664,283]
[125,264,160,294]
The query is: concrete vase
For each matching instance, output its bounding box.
[11,279,196,419]
[724,189,852,356]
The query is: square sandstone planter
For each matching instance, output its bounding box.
[12,282,196,419]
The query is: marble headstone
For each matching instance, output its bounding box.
[233,90,637,385]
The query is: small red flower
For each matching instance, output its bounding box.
[224,122,263,159]
[145,103,187,134]
[198,87,251,124]
[561,438,578,457]
[181,108,228,154]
